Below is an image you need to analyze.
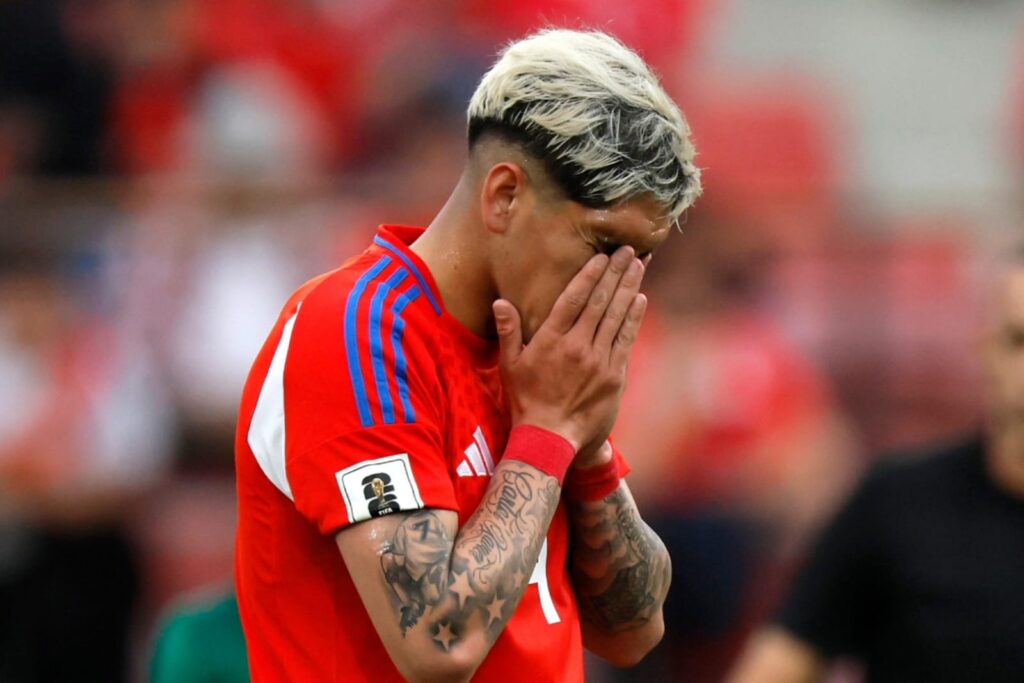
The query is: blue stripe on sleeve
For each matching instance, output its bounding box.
[390,285,422,423]
[344,256,391,427]
[373,236,442,316]
[369,268,409,425]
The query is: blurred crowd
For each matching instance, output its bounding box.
[0,0,1019,682]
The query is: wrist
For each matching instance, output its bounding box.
[572,440,614,470]
[513,415,583,454]
[565,443,621,502]
[504,424,577,484]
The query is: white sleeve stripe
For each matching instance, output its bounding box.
[248,307,300,501]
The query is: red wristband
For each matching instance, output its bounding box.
[504,425,576,485]
[564,456,621,502]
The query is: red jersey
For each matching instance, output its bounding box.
[235,225,584,682]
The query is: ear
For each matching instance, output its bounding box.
[480,162,528,235]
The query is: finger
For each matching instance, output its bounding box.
[541,254,609,334]
[610,293,647,372]
[594,257,645,351]
[572,246,635,340]
[493,299,524,366]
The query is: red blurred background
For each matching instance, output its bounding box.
[1,1,1021,681]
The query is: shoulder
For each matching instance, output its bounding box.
[290,250,442,356]
[150,590,245,681]
[155,587,241,638]
[850,435,982,515]
[869,435,979,489]
[276,249,446,445]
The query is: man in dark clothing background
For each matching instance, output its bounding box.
[727,246,1024,683]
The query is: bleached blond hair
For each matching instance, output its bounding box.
[468,28,701,223]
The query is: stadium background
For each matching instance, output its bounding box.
[0,0,1020,681]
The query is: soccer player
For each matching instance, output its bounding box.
[235,29,701,682]
[726,247,1024,683]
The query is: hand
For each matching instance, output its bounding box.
[493,246,648,452]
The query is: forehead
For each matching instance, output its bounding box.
[572,195,674,254]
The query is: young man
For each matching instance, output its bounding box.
[726,248,1024,683]
[235,29,701,682]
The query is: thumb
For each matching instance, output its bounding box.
[492,299,523,365]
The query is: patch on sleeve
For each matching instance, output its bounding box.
[336,454,425,523]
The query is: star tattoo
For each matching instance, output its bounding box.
[511,568,526,587]
[449,568,473,610]
[434,622,456,651]
[484,595,506,626]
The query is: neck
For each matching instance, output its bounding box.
[987,421,1024,499]
[411,177,498,338]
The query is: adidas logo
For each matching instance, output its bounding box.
[456,426,495,477]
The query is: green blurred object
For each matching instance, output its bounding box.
[150,589,249,683]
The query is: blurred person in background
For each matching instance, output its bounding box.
[612,210,857,683]
[0,0,119,178]
[727,244,1024,683]
[114,28,342,468]
[235,28,701,683]
[150,586,248,683]
[0,252,174,683]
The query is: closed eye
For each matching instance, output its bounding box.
[595,239,651,261]
[593,236,622,256]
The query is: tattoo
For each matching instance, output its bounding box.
[379,461,561,651]
[568,485,671,632]
[380,511,449,633]
[587,561,655,624]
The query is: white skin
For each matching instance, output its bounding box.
[726,262,1024,683]
[335,137,674,682]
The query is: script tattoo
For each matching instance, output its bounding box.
[379,461,560,652]
[568,485,671,632]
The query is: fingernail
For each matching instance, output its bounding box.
[613,246,634,267]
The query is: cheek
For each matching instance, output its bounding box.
[989,350,1024,402]
[547,251,591,298]
[521,259,587,333]
[1011,353,1024,390]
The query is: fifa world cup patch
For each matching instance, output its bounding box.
[336,454,424,523]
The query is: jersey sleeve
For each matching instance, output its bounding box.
[774,464,890,658]
[273,271,457,536]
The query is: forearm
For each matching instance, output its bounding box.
[568,481,671,662]
[378,460,560,671]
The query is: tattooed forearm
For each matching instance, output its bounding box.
[568,484,671,632]
[380,511,450,633]
[379,461,560,652]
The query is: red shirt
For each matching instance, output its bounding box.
[235,225,584,682]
